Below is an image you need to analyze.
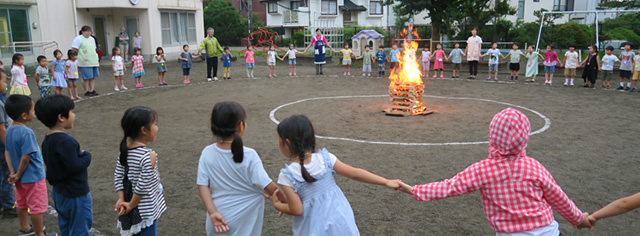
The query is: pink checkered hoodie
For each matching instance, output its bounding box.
[411,108,584,233]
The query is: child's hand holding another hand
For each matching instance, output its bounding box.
[398,180,412,194]
[577,212,594,230]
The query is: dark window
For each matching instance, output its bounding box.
[321,0,337,15]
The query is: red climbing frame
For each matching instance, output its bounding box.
[240,27,287,54]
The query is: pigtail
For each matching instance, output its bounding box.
[231,132,244,163]
[119,136,129,167]
[299,150,316,183]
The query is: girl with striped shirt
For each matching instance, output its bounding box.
[114,107,166,236]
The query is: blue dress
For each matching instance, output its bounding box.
[280,149,359,236]
[51,59,67,87]
[180,52,193,69]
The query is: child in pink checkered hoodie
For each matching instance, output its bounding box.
[398,108,593,235]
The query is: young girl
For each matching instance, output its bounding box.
[65,50,81,100]
[35,55,52,98]
[114,106,166,236]
[267,45,278,78]
[267,115,400,235]
[580,45,600,88]
[51,50,67,95]
[333,43,356,76]
[197,101,285,235]
[112,47,127,91]
[525,46,544,83]
[9,53,30,95]
[131,48,145,88]
[281,44,302,76]
[244,46,255,78]
[398,108,593,235]
[304,28,336,76]
[222,47,234,80]
[430,43,447,78]
[421,46,431,78]
[133,32,142,53]
[155,47,167,86]
[179,44,199,84]
[543,44,561,85]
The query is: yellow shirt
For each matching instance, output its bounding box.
[341,49,353,61]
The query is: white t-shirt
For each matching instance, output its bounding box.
[287,49,297,59]
[268,51,277,63]
[486,48,501,65]
[277,152,338,187]
[601,54,620,71]
[564,51,579,69]
[496,220,559,236]
[421,51,431,62]
[112,56,124,70]
[154,55,165,63]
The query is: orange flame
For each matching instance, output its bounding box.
[389,26,422,86]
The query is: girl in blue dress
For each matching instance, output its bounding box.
[304,29,336,76]
[267,115,400,236]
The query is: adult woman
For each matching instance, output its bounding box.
[465,27,482,80]
[71,25,100,96]
[118,27,130,62]
[304,28,335,75]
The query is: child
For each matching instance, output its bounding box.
[267,45,278,78]
[0,65,16,219]
[179,44,199,84]
[481,42,503,81]
[600,46,620,89]
[131,47,145,88]
[65,50,81,100]
[51,50,68,96]
[389,44,401,74]
[244,46,256,78]
[398,108,592,235]
[303,28,335,75]
[5,95,56,236]
[35,56,53,98]
[525,45,543,83]
[112,47,127,92]
[267,115,400,236]
[197,101,285,235]
[133,32,142,53]
[36,95,92,236]
[375,45,387,77]
[448,43,465,78]
[543,44,561,85]
[9,53,30,96]
[420,46,431,78]
[114,106,166,236]
[281,44,302,76]
[155,47,167,86]
[430,43,447,78]
[222,47,234,80]
[562,44,579,87]
[360,45,374,77]
[633,48,640,92]
[579,45,600,88]
[504,42,524,81]
[617,43,635,91]
[333,43,356,76]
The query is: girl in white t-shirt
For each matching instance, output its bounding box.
[281,44,303,77]
[267,45,281,78]
[112,47,127,92]
[421,46,431,78]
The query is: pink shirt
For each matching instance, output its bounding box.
[310,35,327,44]
[245,51,255,64]
[466,36,482,61]
[411,108,584,233]
[544,51,558,66]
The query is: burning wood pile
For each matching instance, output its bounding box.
[384,26,433,116]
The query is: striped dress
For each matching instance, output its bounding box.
[114,146,166,236]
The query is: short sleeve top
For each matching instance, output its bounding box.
[51,59,66,72]
[112,56,124,70]
[509,50,523,64]
[362,51,373,65]
[421,51,431,62]
[466,36,482,61]
[288,49,297,59]
[601,54,619,71]
[341,49,353,61]
[180,52,193,69]
[6,125,45,183]
[487,49,501,65]
[36,66,50,87]
[65,60,79,79]
[223,53,232,67]
[245,51,255,64]
[268,51,277,63]
[277,152,338,187]
[390,49,401,62]
[564,51,579,69]
[620,51,635,70]
[449,49,464,64]
[376,51,387,64]
[544,51,558,66]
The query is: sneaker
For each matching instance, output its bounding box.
[467,77,475,80]
[347,72,351,76]
[486,77,491,81]
[625,87,631,91]
[44,232,58,236]
[570,82,575,87]
[227,77,232,80]
[616,86,625,90]
[510,77,514,81]
[91,91,98,96]
[289,72,292,76]
[121,85,128,90]
[343,72,347,76]
[514,77,518,80]
[114,86,120,92]
[368,73,372,77]
[362,73,366,77]
[84,91,91,96]
[441,75,445,78]
[213,77,219,81]
[494,77,498,81]
[184,80,190,84]
[136,84,144,88]
[583,84,590,88]
[631,88,637,92]
[207,78,212,82]
[293,72,297,76]
[433,75,437,78]
[563,82,568,86]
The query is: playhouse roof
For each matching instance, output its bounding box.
[351,30,384,39]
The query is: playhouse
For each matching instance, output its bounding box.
[351,30,384,57]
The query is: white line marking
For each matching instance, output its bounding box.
[269,94,551,146]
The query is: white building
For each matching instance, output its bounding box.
[0,0,204,62]
[507,0,622,24]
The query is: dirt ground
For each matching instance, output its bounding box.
[1,57,640,235]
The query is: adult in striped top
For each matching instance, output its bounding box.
[114,107,166,236]
[398,108,593,235]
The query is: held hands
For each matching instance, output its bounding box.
[577,212,595,230]
[8,173,18,184]
[263,189,285,218]
[398,180,413,194]
[114,198,126,216]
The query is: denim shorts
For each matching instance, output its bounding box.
[544,66,556,72]
[289,59,296,65]
[79,67,99,80]
[246,63,255,69]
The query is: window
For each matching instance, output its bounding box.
[344,11,351,21]
[369,0,383,15]
[268,2,278,13]
[321,0,337,15]
[533,0,539,2]
[518,0,525,19]
[160,12,197,46]
[290,1,300,10]
[0,8,31,54]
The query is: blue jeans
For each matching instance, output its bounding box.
[135,220,157,236]
[51,189,93,236]
[0,152,15,209]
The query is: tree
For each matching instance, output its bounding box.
[534,8,563,26]
[604,27,640,47]
[384,0,460,40]
[551,23,592,48]
[599,0,640,9]
[203,0,245,46]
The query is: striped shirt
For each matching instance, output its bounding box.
[114,146,166,235]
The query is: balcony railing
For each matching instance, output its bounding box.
[284,10,299,24]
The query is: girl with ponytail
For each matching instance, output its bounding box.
[197,101,285,236]
[267,115,401,236]
[113,106,166,236]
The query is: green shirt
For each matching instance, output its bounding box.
[362,51,373,65]
[198,36,224,58]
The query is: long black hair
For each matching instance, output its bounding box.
[277,115,317,183]
[210,101,246,163]
[119,106,157,167]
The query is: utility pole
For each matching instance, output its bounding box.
[248,0,253,34]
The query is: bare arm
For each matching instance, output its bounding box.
[4,151,13,174]
[268,186,303,216]
[592,192,640,221]
[334,159,398,188]
[12,153,32,181]
[50,64,56,81]
[35,73,40,84]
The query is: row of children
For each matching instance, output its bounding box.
[8,51,82,100]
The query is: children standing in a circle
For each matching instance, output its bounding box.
[580,45,600,88]
[543,45,561,85]
[505,42,524,81]
[430,43,446,78]
[244,46,255,78]
[179,44,198,84]
[267,45,278,78]
[333,43,357,76]
[112,47,127,92]
[65,50,81,100]
[9,53,30,96]
[155,47,167,86]
[222,47,234,80]
[482,42,504,81]
[389,44,401,74]
[465,27,482,79]
[562,44,579,87]
[131,48,145,88]
[525,46,543,83]
[51,50,67,95]
[35,56,52,98]
[420,46,431,78]
[448,43,465,78]
[304,29,335,76]
[375,46,387,77]
[281,44,302,76]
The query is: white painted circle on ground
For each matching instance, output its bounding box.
[269,94,551,146]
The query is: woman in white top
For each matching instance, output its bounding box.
[465,27,482,79]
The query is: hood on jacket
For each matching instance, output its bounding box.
[488,108,530,160]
